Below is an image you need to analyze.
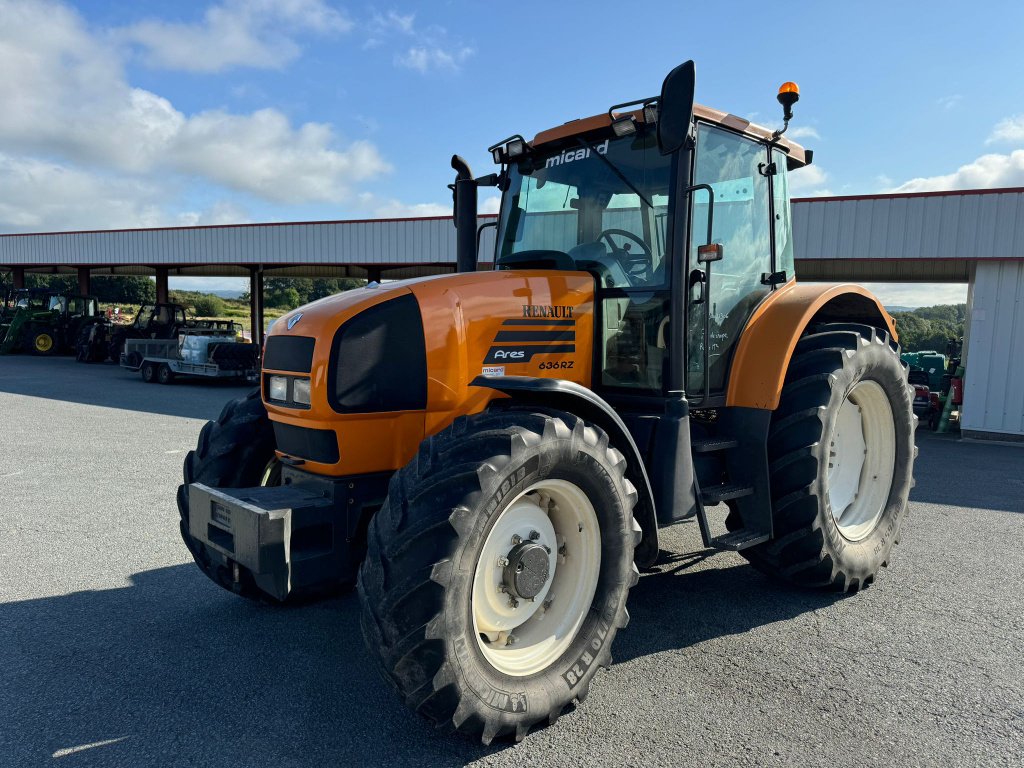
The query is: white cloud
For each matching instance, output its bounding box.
[890,149,1024,192]
[481,195,501,214]
[987,115,1024,145]
[788,165,831,197]
[0,0,390,205]
[786,126,820,141]
[859,282,968,309]
[396,45,474,73]
[118,0,352,73]
[366,10,474,73]
[0,153,169,231]
[937,94,962,111]
[175,201,252,227]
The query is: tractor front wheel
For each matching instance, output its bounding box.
[31,329,56,355]
[740,323,916,591]
[358,409,641,744]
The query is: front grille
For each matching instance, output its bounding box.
[264,335,315,373]
[273,422,340,464]
[328,294,427,413]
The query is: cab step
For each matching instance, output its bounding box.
[691,437,739,454]
[710,529,770,551]
[700,483,753,504]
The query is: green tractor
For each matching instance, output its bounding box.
[0,288,104,356]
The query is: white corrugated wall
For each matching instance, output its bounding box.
[962,260,1024,438]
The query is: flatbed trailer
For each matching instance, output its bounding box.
[121,338,257,384]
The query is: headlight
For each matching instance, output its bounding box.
[292,378,311,405]
[268,375,288,402]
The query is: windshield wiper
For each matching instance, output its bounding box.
[574,137,653,208]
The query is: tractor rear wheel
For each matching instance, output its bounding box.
[358,409,641,744]
[739,323,915,591]
[177,389,281,600]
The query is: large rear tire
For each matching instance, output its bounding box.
[177,389,281,600]
[358,409,641,744]
[739,323,916,591]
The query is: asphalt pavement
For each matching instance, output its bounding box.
[1,356,1022,767]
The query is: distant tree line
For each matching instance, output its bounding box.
[0,273,156,304]
[244,278,367,309]
[891,304,965,353]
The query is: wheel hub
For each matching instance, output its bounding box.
[472,480,602,677]
[503,540,551,600]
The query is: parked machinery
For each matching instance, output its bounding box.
[0,288,105,356]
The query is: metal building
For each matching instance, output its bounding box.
[2,188,1023,440]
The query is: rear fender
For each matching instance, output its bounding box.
[726,283,897,410]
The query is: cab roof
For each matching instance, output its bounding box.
[531,103,811,167]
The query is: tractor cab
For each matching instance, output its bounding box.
[131,303,188,336]
[490,86,809,408]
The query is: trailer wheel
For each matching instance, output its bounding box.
[739,323,916,591]
[31,329,55,355]
[358,409,641,744]
[157,363,175,384]
[177,389,280,600]
[141,362,157,383]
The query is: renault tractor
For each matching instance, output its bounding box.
[177,60,915,743]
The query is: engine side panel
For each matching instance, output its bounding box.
[263,270,595,477]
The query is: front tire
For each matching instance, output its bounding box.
[31,329,55,355]
[358,410,641,744]
[741,323,916,591]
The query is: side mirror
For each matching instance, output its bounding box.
[697,243,724,263]
[657,60,696,156]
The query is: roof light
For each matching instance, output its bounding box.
[506,138,526,158]
[611,115,636,137]
[643,103,658,123]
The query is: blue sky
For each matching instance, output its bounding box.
[3,0,1022,304]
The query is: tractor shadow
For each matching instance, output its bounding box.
[0,552,844,766]
[616,541,846,664]
[0,564,499,767]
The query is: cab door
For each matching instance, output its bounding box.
[686,124,773,399]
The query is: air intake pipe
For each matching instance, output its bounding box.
[451,155,478,273]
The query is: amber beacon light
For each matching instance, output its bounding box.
[777,81,800,121]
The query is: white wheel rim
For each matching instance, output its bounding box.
[472,479,601,677]
[827,379,896,541]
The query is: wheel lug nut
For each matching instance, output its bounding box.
[508,596,519,609]
[529,530,540,541]
[497,556,509,567]
[506,634,517,645]
[511,534,522,545]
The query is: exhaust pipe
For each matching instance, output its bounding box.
[451,155,477,273]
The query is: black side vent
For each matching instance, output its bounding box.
[329,294,427,413]
[273,422,340,464]
[264,335,315,373]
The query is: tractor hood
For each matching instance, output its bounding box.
[262,270,595,477]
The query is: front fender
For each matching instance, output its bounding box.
[470,376,660,569]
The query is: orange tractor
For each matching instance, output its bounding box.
[178,61,915,743]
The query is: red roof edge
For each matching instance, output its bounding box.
[0,213,500,239]
[793,186,1024,204]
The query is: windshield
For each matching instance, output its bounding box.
[496,130,671,288]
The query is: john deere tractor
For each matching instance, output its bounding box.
[178,61,915,743]
[0,288,104,356]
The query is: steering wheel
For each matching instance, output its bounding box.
[599,228,654,279]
